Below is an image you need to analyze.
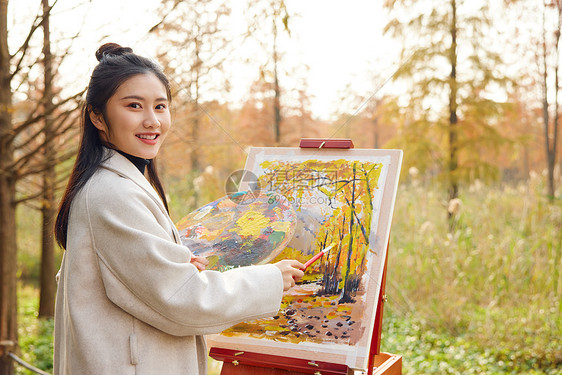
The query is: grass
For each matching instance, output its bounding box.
[16,285,54,375]
[384,174,561,374]
[382,307,561,375]
[15,176,561,374]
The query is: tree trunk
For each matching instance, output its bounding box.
[448,0,459,226]
[191,37,201,176]
[0,175,17,375]
[547,2,561,200]
[542,3,550,195]
[272,16,281,144]
[0,0,17,372]
[39,0,56,318]
[541,1,557,201]
[373,116,379,149]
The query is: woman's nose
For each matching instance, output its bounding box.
[143,110,160,128]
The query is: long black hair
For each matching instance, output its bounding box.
[55,43,172,249]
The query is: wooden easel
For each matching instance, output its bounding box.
[210,139,402,375]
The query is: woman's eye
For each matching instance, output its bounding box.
[129,103,141,109]
[156,104,167,110]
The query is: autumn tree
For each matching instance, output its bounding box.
[150,0,231,208]
[16,1,82,319]
[0,1,17,371]
[383,0,512,221]
[337,96,399,150]
[539,0,561,200]
[38,0,56,319]
[245,0,292,145]
[276,63,321,145]
[0,1,83,370]
[237,79,276,146]
[484,0,561,193]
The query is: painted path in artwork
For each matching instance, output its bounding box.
[223,280,367,346]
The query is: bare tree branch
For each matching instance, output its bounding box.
[9,89,84,143]
[50,1,91,78]
[16,164,72,206]
[148,0,183,33]
[14,100,79,151]
[10,103,81,177]
[50,0,89,16]
[11,0,61,78]
[15,145,77,181]
[10,15,42,78]
[13,120,79,176]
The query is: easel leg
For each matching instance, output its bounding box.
[367,240,390,375]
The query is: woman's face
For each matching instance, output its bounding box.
[90,73,171,159]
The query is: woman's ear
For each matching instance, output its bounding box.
[88,107,107,132]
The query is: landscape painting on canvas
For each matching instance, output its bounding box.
[208,147,402,370]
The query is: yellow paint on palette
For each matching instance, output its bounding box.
[235,211,271,236]
[272,206,282,216]
[199,228,223,241]
[270,220,292,232]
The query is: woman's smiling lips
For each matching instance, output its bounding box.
[136,133,160,145]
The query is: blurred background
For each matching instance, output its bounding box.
[1,0,560,374]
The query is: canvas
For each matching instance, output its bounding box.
[207,147,403,371]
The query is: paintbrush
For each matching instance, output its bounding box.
[302,243,335,270]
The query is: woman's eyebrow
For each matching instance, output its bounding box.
[119,95,168,101]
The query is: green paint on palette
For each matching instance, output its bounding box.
[268,231,285,245]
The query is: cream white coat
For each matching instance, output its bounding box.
[54,150,284,374]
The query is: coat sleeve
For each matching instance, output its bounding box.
[83,173,284,336]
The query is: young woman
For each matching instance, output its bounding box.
[53,43,304,375]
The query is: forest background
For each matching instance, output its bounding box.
[0,0,560,374]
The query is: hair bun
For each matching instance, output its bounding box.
[95,43,133,62]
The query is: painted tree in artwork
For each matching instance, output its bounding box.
[259,159,382,303]
[316,208,345,296]
[331,162,382,303]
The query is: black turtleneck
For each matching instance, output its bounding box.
[116,150,151,174]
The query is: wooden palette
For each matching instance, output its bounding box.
[176,191,297,270]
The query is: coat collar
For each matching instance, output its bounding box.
[100,148,166,214]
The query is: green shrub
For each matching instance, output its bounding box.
[17,285,53,375]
